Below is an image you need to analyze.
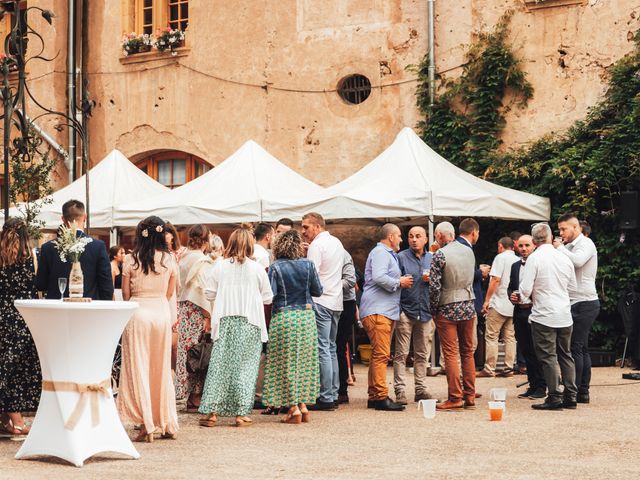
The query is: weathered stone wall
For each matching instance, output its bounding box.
[436,0,639,149]
[80,0,426,186]
[19,1,640,202]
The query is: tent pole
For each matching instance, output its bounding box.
[428,215,434,247]
[110,227,118,248]
[428,214,436,369]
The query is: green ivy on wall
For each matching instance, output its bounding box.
[413,14,640,349]
[411,10,533,177]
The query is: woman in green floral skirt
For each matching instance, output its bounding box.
[199,226,273,427]
[263,229,323,424]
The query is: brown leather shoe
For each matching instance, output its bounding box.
[497,369,514,378]
[436,400,464,411]
[476,369,495,378]
[463,399,476,410]
[414,392,433,401]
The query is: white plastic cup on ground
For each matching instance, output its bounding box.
[490,387,507,402]
[417,399,437,419]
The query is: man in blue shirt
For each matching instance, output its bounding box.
[360,223,413,411]
[394,226,433,405]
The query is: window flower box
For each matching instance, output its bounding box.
[154,27,187,56]
[121,32,153,57]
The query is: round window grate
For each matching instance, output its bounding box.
[337,74,372,105]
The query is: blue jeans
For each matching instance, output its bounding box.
[314,303,341,403]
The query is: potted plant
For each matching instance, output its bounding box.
[121,32,153,56]
[154,27,186,55]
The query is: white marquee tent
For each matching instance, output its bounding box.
[5,149,170,230]
[114,140,326,226]
[291,127,550,221]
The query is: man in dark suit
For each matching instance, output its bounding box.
[36,199,114,300]
[507,234,546,399]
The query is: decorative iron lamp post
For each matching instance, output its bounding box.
[1,0,88,226]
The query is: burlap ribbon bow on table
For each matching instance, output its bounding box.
[41,379,111,430]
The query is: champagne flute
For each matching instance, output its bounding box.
[58,277,67,301]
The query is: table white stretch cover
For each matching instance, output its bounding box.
[14,300,140,467]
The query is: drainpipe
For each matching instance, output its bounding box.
[80,0,90,232]
[80,0,89,167]
[25,115,69,160]
[427,0,437,371]
[67,0,77,182]
[0,90,69,168]
[427,0,436,106]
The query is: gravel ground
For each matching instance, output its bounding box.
[1,365,639,480]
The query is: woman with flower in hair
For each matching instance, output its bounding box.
[0,218,40,438]
[199,226,273,428]
[117,216,179,442]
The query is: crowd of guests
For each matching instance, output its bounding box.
[0,197,599,441]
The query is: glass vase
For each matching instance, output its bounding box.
[69,261,84,298]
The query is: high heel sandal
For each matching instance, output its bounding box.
[299,405,310,423]
[133,429,154,443]
[235,416,253,427]
[185,394,201,413]
[281,408,302,425]
[0,420,30,438]
[199,414,217,427]
[260,406,281,415]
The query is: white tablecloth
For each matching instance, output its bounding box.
[14,300,140,467]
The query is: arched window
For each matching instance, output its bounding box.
[135,151,210,189]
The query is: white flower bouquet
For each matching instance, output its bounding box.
[54,224,93,263]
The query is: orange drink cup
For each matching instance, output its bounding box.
[488,401,504,421]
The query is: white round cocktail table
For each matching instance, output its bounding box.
[13,299,140,467]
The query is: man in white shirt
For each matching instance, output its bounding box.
[302,212,345,411]
[554,213,600,404]
[478,237,518,377]
[251,222,274,408]
[520,223,578,411]
[253,222,274,269]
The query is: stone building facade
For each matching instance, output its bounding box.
[2,0,639,216]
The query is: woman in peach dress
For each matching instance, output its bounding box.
[117,216,179,442]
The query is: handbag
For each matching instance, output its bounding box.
[187,333,213,375]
